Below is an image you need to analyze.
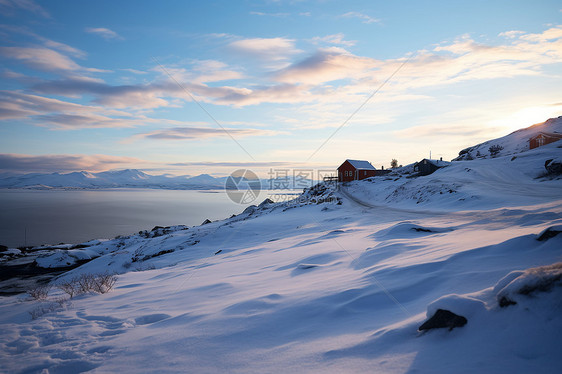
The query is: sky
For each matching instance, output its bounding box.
[0,0,561,177]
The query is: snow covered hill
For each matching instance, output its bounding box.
[454,115,562,160]
[1,121,561,373]
[0,169,228,190]
[0,169,314,190]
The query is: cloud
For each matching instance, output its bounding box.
[33,78,178,109]
[200,82,311,107]
[499,30,525,39]
[121,68,148,75]
[85,27,123,40]
[0,46,81,71]
[228,37,302,61]
[310,33,356,47]
[43,39,86,58]
[0,153,144,173]
[274,47,378,84]
[0,91,143,128]
[35,113,139,129]
[169,161,294,167]
[0,46,105,72]
[0,0,50,18]
[161,60,244,83]
[340,11,379,24]
[130,126,279,141]
[249,11,290,17]
[0,25,86,58]
[393,123,494,139]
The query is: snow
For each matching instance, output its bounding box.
[1,122,562,373]
[454,115,562,160]
[345,159,377,170]
[0,169,228,189]
[0,170,315,190]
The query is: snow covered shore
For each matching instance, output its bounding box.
[1,123,562,373]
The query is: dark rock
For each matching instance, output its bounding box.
[498,263,562,307]
[537,226,561,241]
[70,244,89,249]
[201,219,212,225]
[545,159,562,175]
[418,309,467,331]
[498,296,517,308]
[412,227,432,233]
[0,245,7,252]
[242,205,257,215]
[214,250,222,255]
[258,198,274,208]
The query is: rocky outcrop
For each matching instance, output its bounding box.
[418,309,468,331]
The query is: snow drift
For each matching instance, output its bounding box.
[1,118,562,373]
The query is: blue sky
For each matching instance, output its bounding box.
[1,0,561,176]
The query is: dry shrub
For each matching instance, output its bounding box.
[27,284,52,300]
[58,272,117,298]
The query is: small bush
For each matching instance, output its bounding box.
[58,279,79,298]
[29,302,60,320]
[489,144,504,157]
[27,284,52,300]
[58,272,117,298]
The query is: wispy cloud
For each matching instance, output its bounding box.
[340,11,380,24]
[121,68,148,75]
[85,27,123,40]
[228,37,302,62]
[249,11,290,17]
[274,47,378,84]
[0,46,106,72]
[0,153,144,173]
[0,25,86,58]
[0,46,81,71]
[129,126,279,142]
[0,0,50,18]
[169,161,296,167]
[0,91,143,129]
[310,33,356,47]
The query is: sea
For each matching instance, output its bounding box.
[0,188,294,248]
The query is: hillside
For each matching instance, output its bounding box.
[453,116,562,160]
[1,121,561,373]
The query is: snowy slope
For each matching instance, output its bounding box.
[454,116,562,160]
[1,123,562,373]
[342,141,562,210]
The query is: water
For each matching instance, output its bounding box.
[0,189,279,248]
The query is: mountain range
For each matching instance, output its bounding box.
[0,169,229,190]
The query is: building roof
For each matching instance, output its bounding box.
[414,158,451,167]
[530,132,562,139]
[344,159,376,170]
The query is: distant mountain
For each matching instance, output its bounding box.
[454,116,562,160]
[0,169,229,190]
[0,169,315,190]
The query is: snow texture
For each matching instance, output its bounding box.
[1,118,562,373]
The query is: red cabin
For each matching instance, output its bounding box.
[337,159,377,182]
[529,132,562,149]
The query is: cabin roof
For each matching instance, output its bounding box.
[530,132,562,139]
[414,158,451,167]
[344,159,376,170]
